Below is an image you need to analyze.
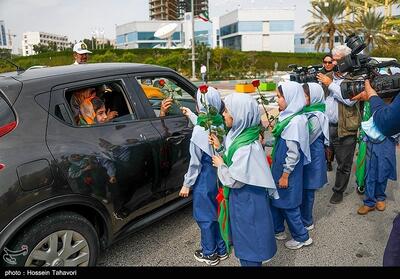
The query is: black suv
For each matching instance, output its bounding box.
[0,63,197,266]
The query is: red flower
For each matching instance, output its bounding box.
[159,79,166,87]
[199,84,209,94]
[267,154,273,166]
[252,79,260,88]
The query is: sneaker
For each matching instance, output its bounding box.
[194,250,219,266]
[376,201,386,211]
[305,224,314,231]
[275,231,288,240]
[329,192,343,204]
[217,252,229,261]
[285,238,313,250]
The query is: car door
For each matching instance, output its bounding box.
[129,71,197,203]
[46,76,164,224]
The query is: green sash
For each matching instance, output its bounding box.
[217,125,260,254]
[271,104,325,161]
[355,102,371,191]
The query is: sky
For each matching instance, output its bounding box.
[0,0,311,52]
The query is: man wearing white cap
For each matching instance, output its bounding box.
[73,42,92,64]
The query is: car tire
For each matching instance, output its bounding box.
[4,211,99,267]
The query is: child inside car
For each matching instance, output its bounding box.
[71,87,118,125]
[78,97,117,125]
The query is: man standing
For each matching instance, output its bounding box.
[317,45,361,204]
[352,80,400,266]
[200,64,207,83]
[73,42,92,65]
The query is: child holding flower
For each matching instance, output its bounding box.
[179,86,227,266]
[210,93,278,267]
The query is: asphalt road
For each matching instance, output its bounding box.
[98,147,400,267]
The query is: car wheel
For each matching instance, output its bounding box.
[5,211,99,267]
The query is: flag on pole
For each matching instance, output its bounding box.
[197,11,212,23]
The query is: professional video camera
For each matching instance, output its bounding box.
[338,34,400,99]
[288,64,323,83]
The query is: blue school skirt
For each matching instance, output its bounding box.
[229,184,277,262]
[271,137,304,209]
[303,134,327,190]
[192,154,219,222]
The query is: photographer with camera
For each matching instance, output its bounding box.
[352,80,400,266]
[316,45,361,205]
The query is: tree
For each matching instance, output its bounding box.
[82,38,95,50]
[354,9,390,54]
[32,43,50,54]
[303,0,351,52]
[48,42,58,52]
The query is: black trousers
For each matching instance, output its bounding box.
[329,125,357,194]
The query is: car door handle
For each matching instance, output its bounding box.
[166,135,185,145]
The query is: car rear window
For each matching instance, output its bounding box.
[0,91,16,137]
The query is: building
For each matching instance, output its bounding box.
[294,33,345,53]
[149,0,179,20]
[219,8,295,52]
[116,17,212,50]
[0,20,8,49]
[149,0,209,20]
[116,21,183,49]
[21,32,69,56]
[178,0,209,19]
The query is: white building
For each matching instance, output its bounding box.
[219,8,295,52]
[21,32,69,56]
[116,21,183,49]
[115,17,212,49]
[294,33,345,53]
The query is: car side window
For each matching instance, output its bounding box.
[64,81,136,126]
[135,76,196,118]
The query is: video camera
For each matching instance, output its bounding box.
[339,34,400,99]
[288,64,323,84]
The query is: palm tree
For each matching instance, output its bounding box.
[304,0,351,52]
[354,9,391,54]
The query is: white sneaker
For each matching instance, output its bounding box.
[275,232,288,240]
[305,224,314,231]
[284,238,313,250]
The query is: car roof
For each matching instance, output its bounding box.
[371,57,398,63]
[2,63,172,82]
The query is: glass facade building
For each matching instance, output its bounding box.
[219,8,295,52]
[0,21,7,47]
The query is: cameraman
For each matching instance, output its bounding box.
[352,80,400,267]
[316,45,361,205]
